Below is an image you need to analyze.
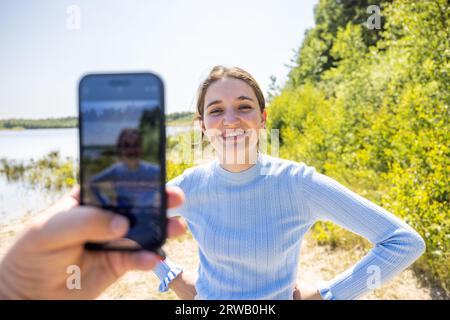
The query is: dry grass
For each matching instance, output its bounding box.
[0,213,445,300]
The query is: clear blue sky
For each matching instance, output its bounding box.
[0,0,317,119]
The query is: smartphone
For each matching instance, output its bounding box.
[78,72,166,254]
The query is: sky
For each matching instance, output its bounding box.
[0,0,318,119]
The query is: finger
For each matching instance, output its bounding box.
[167,217,187,238]
[32,206,129,250]
[31,187,184,250]
[166,186,185,209]
[123,251,162,271]
[68,185,80,203]
[104,251,162,278]
[75,251,162,297]
[52,185,80,211]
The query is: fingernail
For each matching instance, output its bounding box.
[110,215,128,233]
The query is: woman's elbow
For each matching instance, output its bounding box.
[382,227,426,263]
[412,231,426,257]
[403,229,426,261]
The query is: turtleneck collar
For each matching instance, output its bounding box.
[213,152,265,184]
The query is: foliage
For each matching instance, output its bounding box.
[0,151,77,190]
[268,0,450,294]
[165,111,196,123]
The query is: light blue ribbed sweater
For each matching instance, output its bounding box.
[157,153,425,300]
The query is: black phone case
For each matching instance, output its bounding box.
[78,72,167,254]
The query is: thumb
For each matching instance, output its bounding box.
[32,206,129,250]
[118,251,162,273]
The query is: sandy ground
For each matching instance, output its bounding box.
[0,213,446,300]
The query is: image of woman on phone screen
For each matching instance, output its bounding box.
[89,128,161,247]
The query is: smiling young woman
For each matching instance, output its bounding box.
[197,66,267,173]
[152,65,425,300]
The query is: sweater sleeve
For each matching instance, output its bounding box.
[298,165,425,300]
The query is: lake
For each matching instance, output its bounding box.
[0,126,191,224]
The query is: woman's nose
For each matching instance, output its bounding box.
[223,109,239,125]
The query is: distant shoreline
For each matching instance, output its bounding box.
[0,127,75,131]
[0,112,195,130]
[0,117,77,131]
[0,123,192,130]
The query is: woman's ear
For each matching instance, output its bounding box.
[197,119,206,141]
[261,109,267,128]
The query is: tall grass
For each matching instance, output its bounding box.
[0,151,77,190]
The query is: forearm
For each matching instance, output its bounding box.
[0,269,17,299]
[0,253,31,300]
[152,257,197,299]
[302,166,425,299]
[317,229,425,300]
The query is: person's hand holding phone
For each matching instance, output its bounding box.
[0,186,186,299]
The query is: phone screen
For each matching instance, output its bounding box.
[78,73,166,251]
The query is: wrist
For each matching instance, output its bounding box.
[0,264,25,300]
[168,271,183,290]
[0,280,11,299]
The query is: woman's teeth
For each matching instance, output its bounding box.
[223,130,246,138]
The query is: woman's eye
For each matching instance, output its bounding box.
[239,105,252,110]
[210,109,223,115]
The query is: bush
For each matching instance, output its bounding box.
[267,0,450,294]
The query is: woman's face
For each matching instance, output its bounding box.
[202,77,266,159]
[118,132,141,168]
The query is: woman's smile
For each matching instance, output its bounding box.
[220,128,252,142]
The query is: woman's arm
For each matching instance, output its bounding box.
[89,166,117,205]
[298,165,426,300]
[163,172,197,299]
[152,257,197,300]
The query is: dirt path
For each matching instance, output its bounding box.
[0,217,444,300]
[99,232,443,300]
